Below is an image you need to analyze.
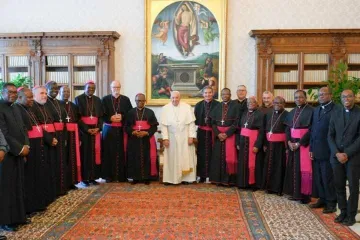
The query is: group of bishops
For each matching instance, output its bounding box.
[193,85,360,227]
[0,80,158,233]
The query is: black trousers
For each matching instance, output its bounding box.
[313,158,337,207]
[331,159,360,219]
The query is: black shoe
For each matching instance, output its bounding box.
[0,235,7,240]
[322,206,337,214]
[301,198,311,204]
[90,180,99,185]
[1,225,17,232]
[131,180,138,185]
[288,196,297,201]
[334,212,347,223]
[181,181,189,185]
[164,182,171,186]
[106,178,113,183]
[144,181,150,185]
[342,217,356,226]
[277,192,283,196]
[309,201,326,209]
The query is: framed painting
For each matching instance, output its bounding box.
[145,0,227,105]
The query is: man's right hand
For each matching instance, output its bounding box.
[309,152,313,161]
[0,150,6,162]
[52,138,58,146]
[21,145,30,156]
[163,139,170,148]
[110,114,122,123]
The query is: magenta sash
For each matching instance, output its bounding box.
[41,124,55,133]
[104,122,122,127]
[28,126,43,138]
[199,126,214,145]
[81,117,101,165]
[266,132,286,142]
[132,121,157,176]
[54,122,64,131]
[240,128,259,185]
[291,128,312,195]
[217,126,237,174]
[66,123,82,182]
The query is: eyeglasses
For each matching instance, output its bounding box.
[135,100,146,102]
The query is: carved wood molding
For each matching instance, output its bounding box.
[0,31,120,40]
[249,29,360,38]
[257,37,272,57]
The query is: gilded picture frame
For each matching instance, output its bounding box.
[145,0,227,105]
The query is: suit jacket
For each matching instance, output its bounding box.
[310,102,337,160]
[328,105,360,165]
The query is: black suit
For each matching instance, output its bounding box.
[310,102,337,207]
[328,105,360,220]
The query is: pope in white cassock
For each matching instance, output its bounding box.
[160,91,197,184]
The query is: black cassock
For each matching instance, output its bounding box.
[16,103,53,213]
[209,101,239,184]
[263,109,288,194]
[283,104,313,200]
[45,97,68,195]
[32,102,58,204]
[101,94,132,182]
[194,99,220,180]
[236,109,264,189]
[60,100,81,186]
[0,101,28,225]
[125,107,158,181]
[75,94,103,181]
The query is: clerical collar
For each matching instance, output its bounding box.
[275,109,284,114]
[205,99,212,103]
[344,107,354,112]
[321,101,332,109]
[263,104,273,108]
[64,100,69,104]
[137,107,144,111]
[223,101,229,104]
[297,104,306,108]
[48,95,55,100]
[238,98,246,103]
[85,94,92,99]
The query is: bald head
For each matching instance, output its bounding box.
[247,96,258,111]
[110,81,121,98]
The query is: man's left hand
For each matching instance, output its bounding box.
[188,138,194,145]
[0,150,5,162]
[253,147,258,153]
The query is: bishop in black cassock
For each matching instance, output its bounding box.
[45,81,68,195]
[32,86,58,205]
[236,97,265,189]
[59,86,82,188]
[194,86,220,183]
[263,96,288,195]
[125,93,158,184]
[101,81,132,182]
[209,88,239,186]
[283,90,313,204]
[75,81,103,186]
[16,88,51,213]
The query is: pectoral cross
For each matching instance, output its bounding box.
[66,116,71,122]
[268,131,273,138]
[221,119,224,125]
[244,122,248,128]
[137,125,142,131]
[204,117,208,123]
[90,115,94,120]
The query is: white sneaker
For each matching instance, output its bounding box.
[196,176,201,183]
[96,178,106,183]
[76,182,87,189]
[205,177,211,184]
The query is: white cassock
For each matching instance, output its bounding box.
[160,102,197,184]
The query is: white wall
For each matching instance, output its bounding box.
[1,0,360,116]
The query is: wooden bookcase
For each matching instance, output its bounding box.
[0,31,120,100]
[249,29,360,107]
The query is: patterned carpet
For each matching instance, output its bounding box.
[1,183,359,240]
